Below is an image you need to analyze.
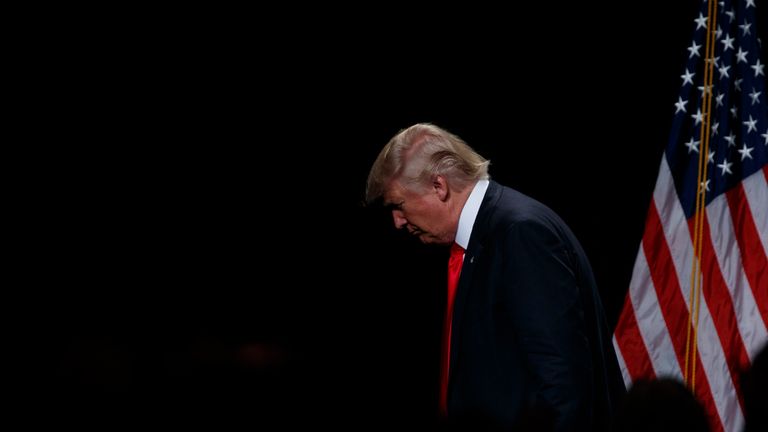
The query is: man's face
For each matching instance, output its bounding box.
[382,180,453,245]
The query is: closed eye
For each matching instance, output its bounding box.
[384,201,404,212]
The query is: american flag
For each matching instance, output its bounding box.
[612,1,767,431]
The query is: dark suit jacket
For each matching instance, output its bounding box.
[446,181,625,431]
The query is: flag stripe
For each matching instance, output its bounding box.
[697,213,749,416]
[642,201,690,370]
[642,197,726,431]
[710,180,768,362]
[725,179,768,329]
[651,159,746,431]
[627,247,680,378]
[764,165,768,190]
[613,262,658,381]
[742,167,768,259]
[612,334,635,388]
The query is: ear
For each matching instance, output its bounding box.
[433,175,449,201]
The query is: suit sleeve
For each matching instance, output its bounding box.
[501,220,592,431]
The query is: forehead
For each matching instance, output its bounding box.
[382,180,408,205]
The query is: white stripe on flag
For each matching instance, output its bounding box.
[741,169,768,265]
[706,190,768,362]
[612,335,632,388]
[627,248,679,379]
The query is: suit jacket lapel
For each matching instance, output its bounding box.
[449,181,502,376]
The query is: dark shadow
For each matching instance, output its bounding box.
[742,343,768,432]
[612,377,709,432]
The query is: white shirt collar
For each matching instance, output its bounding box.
[455,179,489,250]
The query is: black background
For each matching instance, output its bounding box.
[36,1,767,428]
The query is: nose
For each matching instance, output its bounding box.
[392,210,408,229]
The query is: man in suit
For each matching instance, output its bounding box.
[366,123,626,431]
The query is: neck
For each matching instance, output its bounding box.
[450,181,476,230]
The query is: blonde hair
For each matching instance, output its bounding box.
[366,123,490,203]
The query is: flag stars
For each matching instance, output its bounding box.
[751,59,765,77]
[715,93,725,107]
[685,137,700,153]
[711,122,719,136]
[746,0,755,8]
[717,159,733,176]
[692,109,704,125]
[737,144,754,161]
[718,64,731,79]
[725,8,735,21]
[761,130,768,145]
[724,132,737,147]
[681,69,695,86]
[734,78,743,92]
[675,97,688,113]
[735,47,748,64]
[688,41,701,58]
[700,179,711,192]
[694,13,707,30]
[748,88,761,105]
[708,150,715,164]
[720,34,734,52]
[739,21,752,36]
[743,115,758,133]
[731,106,739,118]
[716,26,723,40]
[698,84,712,96]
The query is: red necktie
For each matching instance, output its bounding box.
[439,242,464,416]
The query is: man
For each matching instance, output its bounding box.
[366,123,625,431]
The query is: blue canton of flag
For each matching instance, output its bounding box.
[669,0,767,213]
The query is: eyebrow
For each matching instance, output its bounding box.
[383,201,404,211]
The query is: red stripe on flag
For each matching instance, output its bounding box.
[642,201,690,369]
[726,182,768,330]
[614,293,656,380]
[692,353,726,432]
